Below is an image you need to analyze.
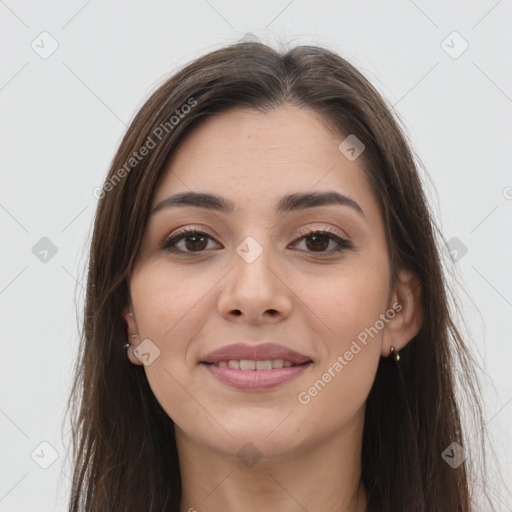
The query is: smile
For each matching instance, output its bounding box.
[212,359,299,370]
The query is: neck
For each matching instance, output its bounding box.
[176,411,367,512]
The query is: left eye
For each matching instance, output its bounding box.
[162,229,351,255]
[291,231,352,254]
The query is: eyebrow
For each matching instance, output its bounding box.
[152,191,366,219]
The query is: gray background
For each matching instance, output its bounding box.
[1,0,511,510]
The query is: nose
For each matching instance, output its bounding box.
[217,240,293,325]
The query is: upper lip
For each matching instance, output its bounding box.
[200,343,312,365]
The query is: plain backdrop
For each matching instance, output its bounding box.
[1,1,511,510]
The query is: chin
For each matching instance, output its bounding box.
[180,417,299,453]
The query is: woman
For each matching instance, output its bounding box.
[66,41,494,511]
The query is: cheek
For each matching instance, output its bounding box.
[312,263,389,345]
[296,347,379,440]
[296,279,386,425]
[129,263,218,423]
[131,262,214,342]
[296,265,387,411]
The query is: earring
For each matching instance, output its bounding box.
[126,311,136,349]
[390,346,400,362]
[125,333,138,349]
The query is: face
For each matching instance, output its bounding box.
[124,105,407,459]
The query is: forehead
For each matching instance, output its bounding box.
[153,106,381,226]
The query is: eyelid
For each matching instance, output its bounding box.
[161,226,220,250]
[161,224,353,255]
[163,225,349,244]
[292,224,350,242]
[167,225,210,237]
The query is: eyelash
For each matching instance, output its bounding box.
[161,226,352,257]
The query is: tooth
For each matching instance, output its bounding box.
[240,359,256,370]
[213,359,299,369]
[256,360,272,370]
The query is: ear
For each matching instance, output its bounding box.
[381,269,423,357]
[122,305,144,366]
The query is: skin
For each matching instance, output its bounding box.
[124,105,422,512]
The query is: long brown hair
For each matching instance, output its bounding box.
[65,41,494,511]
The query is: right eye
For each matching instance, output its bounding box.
[161,228,222,254]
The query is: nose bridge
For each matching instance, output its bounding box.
[232,234,275,291]
[235,234,267,266]
[217,233,292,322]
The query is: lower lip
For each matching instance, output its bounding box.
[202,362,312,390]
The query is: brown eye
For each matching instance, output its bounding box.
[182,234,208,251]
[305,233,330,252]
[292,230,352,255]
[162,230,220,254]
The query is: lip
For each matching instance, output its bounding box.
[200,343,312,365]
[203,362,312,390]
[200,342,313,391]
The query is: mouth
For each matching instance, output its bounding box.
[200,342,312,366]
[199,343,313,390]
[200,360,313,390]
